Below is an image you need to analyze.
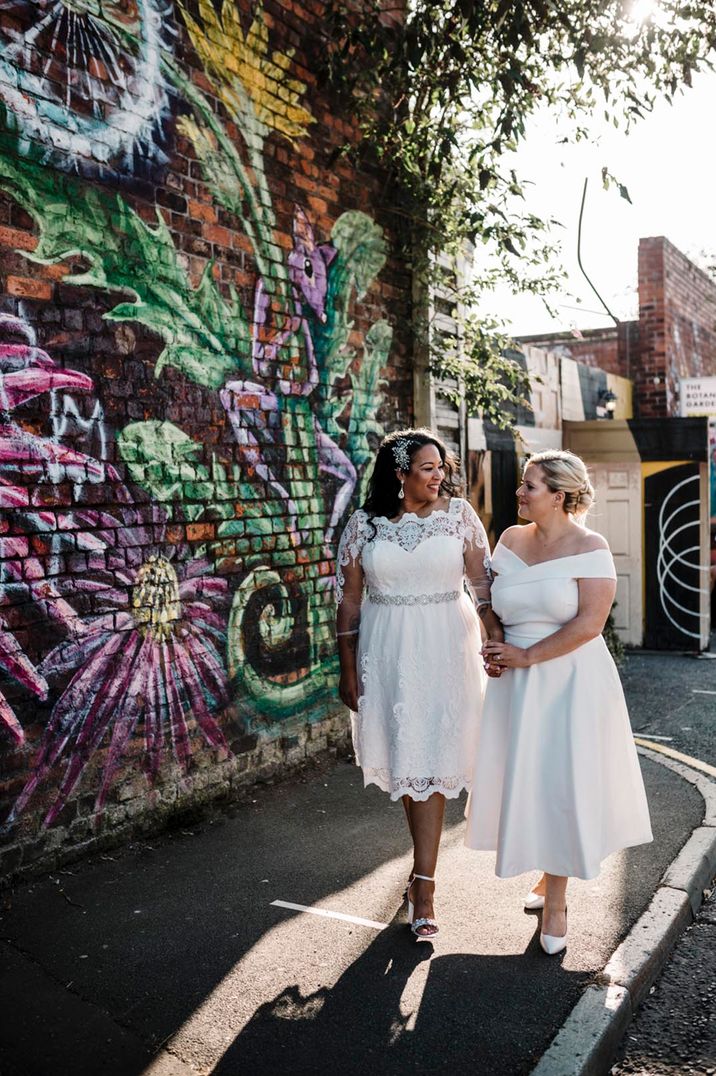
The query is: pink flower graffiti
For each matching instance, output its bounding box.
[8,554,230,827]
[0,313,118,744]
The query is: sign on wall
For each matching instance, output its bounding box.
[680,377,716,416]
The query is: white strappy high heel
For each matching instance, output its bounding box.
[407,874,439,941]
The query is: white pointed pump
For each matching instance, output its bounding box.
[540,908,567,955]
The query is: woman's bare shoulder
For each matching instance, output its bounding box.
[499,524,529,550]
[575,528,610,554]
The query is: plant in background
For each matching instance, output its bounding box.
[603,602,626,668]
[321,0,716,422]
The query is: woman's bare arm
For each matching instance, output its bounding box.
[482,576,616,668]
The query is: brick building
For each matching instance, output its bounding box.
[519,238,714,654]
[0,2,416,878]
[519,237,716,418]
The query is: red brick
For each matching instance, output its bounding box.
[0,226,36,252]
[6,276,52,300]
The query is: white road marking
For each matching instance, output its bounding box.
[692,689,716,695]
[635,734,673,741]
[270,900,387,931]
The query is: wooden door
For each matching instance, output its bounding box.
[589,463,643,646]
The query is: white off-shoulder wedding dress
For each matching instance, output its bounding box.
[465,542,652,879]
[336,498,490,800]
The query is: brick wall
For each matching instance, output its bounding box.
[0,2,412,879]
[637,237,716,418]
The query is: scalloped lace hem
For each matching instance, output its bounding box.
[361,768,472,802]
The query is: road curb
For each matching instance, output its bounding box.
[530,744,716,1076]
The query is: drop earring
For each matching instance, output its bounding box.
[398,480,405,500]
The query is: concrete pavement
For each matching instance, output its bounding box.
[0,744,704,1076]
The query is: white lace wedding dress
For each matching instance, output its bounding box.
[336,498,490,800]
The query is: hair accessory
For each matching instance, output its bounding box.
[392,438,412,472]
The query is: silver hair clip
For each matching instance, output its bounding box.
[392,438,412,472]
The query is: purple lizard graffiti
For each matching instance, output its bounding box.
[220,207,356,548]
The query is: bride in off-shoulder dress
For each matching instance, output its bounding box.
[466,449,652,955]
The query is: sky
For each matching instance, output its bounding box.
[483,67,716,337]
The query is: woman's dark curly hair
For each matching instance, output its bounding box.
[362,428,462,530]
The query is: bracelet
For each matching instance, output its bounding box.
[336,629,360,637]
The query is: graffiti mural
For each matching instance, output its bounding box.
[0,0,174,174]
[0,1,392,826]
[0,311,118,745]
[8,552,230,827]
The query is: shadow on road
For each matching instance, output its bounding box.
[213,911,582,1076]
[0,758,702,1076]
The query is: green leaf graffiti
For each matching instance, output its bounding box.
[0,4,392,723]
[313,211,391,441]
[0,131,251,389]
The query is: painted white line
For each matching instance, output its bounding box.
[635,734,673,741]
[270,900,387,931]
[692,689,716,695]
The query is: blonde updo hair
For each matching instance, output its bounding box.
[525,450,595,516]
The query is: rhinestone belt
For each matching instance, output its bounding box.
[367,589,462,606]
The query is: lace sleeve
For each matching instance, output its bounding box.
[459,499,492,605]
[335,511,367,637]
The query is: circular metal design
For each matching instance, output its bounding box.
[656,474,708,641]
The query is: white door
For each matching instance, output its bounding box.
[589,463,643,646]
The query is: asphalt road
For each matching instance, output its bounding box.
[0,743,702,1076]
[612,647,716,1075]
[621,647,716,768]
[612,887,716,1075]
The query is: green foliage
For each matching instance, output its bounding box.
[434,312,532,425]
[603,603,626,668]
[321,0,716,420]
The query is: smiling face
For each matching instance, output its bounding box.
[516,463,563,521]
[398,443,445,503]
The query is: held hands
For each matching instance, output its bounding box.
[482,629,505,678]
[482,639,530,673]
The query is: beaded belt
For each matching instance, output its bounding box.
[367,589,462,606]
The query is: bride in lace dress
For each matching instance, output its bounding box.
[336,428,501,939]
